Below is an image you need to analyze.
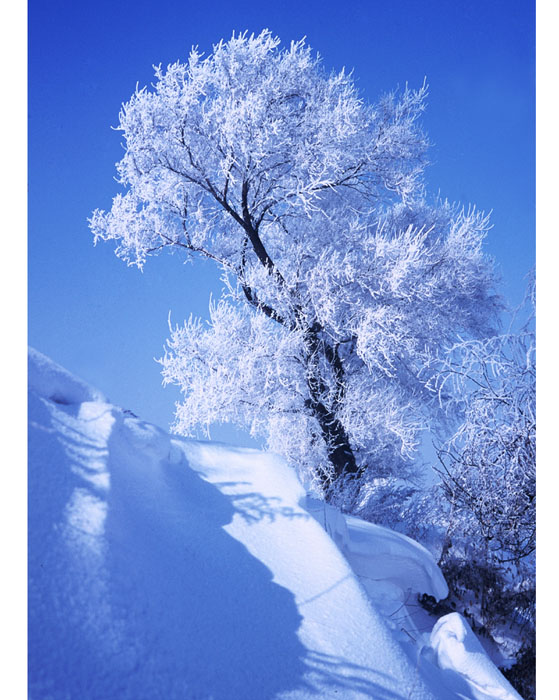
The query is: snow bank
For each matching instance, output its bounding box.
[28,347,105,404]
[304,496,447,601]
[429,613,523,700]
[304,496,449,648]
[29,349,442,699]
[28,348,521,700]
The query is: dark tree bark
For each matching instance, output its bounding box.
[304,326,359,495]
[217,178,360,496]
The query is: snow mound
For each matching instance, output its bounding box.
[429,613,523,700]
[28,349,521,700]
[28,347,105,404]
[304,496,448,601]
[304,497,451,655]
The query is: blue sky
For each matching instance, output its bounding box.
[28,0,535,444]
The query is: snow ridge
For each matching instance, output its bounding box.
[28,348,522,700]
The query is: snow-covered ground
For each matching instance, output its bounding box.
[28,348,522,699]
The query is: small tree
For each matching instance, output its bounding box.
[430,291,535,570]
[424,286,535,698]
[90,31,499,500]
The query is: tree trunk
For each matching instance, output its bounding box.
[311,396,360,497]
[233,189,360,496]
[304,328,359,497]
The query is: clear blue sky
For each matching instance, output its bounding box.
[28,0,535,444]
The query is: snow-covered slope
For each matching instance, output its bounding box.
[28,348,522,700]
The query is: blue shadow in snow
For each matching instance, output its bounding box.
[29,400,422,699]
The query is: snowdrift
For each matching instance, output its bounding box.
[28,348,522,699]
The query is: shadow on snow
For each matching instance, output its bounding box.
[28,395,412,699]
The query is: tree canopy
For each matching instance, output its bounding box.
[90,30,499,500]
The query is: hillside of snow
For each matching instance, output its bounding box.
[28,348,522,699]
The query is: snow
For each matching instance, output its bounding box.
[305,496,448,600]
[28,346,106,405]
[429,614,523,700]
[304,496,450,650]
[28,348,523,699]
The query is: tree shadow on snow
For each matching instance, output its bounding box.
[304,650,418,700]
[28,400,420,699]
[211,481,311,524]
[100,416,310,699]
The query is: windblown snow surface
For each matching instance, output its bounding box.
[28,348,522,699]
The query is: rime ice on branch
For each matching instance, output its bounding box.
[90,30,499,500]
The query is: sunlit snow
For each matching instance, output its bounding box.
[28,347,521,699]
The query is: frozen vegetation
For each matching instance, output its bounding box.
[28,348,523,699]
[90,30,499,502]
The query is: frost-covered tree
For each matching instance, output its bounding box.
[430,285,535,570]
[422,286,535,698]
[90,31,499,499]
